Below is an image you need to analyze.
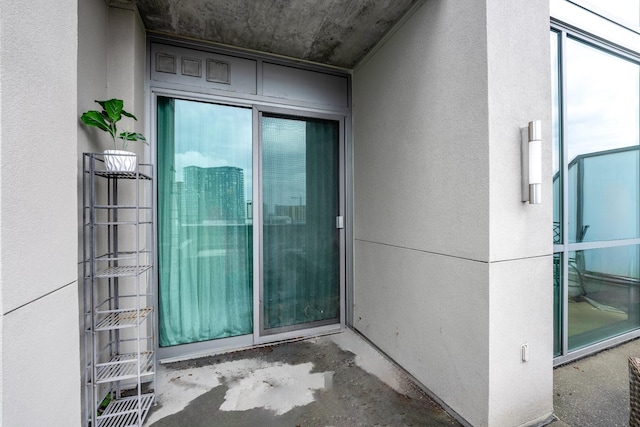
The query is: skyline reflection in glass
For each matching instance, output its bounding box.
[157,98,254,346]
[173,100,253,204]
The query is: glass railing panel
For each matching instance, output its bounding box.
[565,37,640,243]
[568,245,640,351]
[554,253,563,356]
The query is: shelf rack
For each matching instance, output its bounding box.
[83,153,156,427]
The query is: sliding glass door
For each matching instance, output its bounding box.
[157,97,343,348]
[261,114,341,334]
[157,97,254,347]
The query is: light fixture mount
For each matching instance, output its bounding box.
[521,120,542,204]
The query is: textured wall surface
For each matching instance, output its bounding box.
[353,1,491,424]
[485,1,553,425]
[3,286,80,426]
[0,0,80,425]
[353,0,490,262]
[108,4,147,158]
[353,0,553,425]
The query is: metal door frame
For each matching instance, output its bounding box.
[252,105,346,346]
[151,90,347,361]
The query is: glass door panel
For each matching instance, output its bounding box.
[568,245,640,351]
[157,97,253,346]
[261,115,340,333]
[566,38,640,244]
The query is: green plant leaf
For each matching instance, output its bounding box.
[81,111,111,133]
[82,99,144,149]
[121,110,138,121]
[119,131,147,142]
[96,99,123,123]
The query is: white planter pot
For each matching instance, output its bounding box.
[104,150,137,172]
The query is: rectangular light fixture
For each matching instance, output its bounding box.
[521,120,542,204]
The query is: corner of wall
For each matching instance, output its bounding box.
[485,0,554,426]
[107,4,147,147]
[352,0,492,425]
[353,0,555,425]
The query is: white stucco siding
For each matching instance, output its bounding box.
[353,0,492,425]
[0,0,78,313]
[3,285,81,427]
[353,0,553,425]
[78,0,110,154]
[354,241,491,425]
[0,0,80,425]
[487,0,553,263]
[487,257,553,426]
[486,1,553,425]
[107,4,147,160]
[353,0,490,263]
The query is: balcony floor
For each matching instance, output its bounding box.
[144,328,460,426]
[552,337,640,426]
[145,327,640,426]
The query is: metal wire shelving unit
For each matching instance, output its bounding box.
[83,153,156,427]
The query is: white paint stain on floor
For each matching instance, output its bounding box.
[144,329,399,426]
[144,364,222,425]
[145,358,331,425]
[219,361,329,415]
[328,330,406,394]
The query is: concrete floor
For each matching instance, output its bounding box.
[552,337,640,427]
[144,329,460,427]
[144,329,640,427]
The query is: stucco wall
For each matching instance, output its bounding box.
[78,1,146,157]
[353,0,490,262]
[353,1,490,424]
[352,0,552,425]
[0,0,80,425]
[107,4,147,159]
[78,0,109,149]
[485,1,553,425]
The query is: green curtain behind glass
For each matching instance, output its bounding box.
[157,97,253,347]
[262,116,340,330]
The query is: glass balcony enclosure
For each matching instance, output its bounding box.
[551,27,640,361]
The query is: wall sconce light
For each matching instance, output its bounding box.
[521,120,542,204]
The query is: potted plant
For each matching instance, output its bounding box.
[81,99,147,172]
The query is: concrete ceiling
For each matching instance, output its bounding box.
[133,0,421,69]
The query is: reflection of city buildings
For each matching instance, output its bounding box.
[275,204,306,222]
[262,203,307,225]
[181,166,246,224]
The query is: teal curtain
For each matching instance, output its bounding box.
[304,120,340,320]
[262,116,340,330]
[157,97,253,347]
